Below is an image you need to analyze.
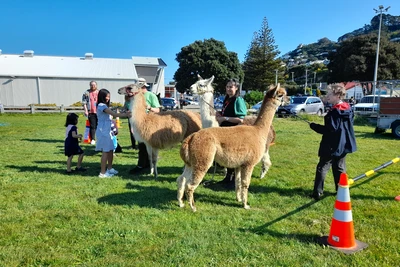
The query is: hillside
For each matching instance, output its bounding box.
[281,14,400,69]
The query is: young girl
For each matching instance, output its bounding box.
[64,113,86,174]
[96,88,131,178]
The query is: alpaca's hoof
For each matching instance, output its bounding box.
[236,197,242,202]
[191,207,197,212]
[178,202,184,208]
[244,204,251,210]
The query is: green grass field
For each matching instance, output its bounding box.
[0,113,399,266]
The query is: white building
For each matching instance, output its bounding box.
[0,50,167,106]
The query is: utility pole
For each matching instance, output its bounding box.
[291,72,294,82]
[372,5,390,106]
[275,69,278,85]
[313,71,317,84]
[304,69,308,95]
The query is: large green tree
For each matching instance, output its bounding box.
[242,17,282,92]
[327,33,400,83]
[174,38,244,94]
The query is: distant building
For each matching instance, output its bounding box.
[0,50,167,106]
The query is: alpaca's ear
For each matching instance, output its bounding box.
[197,74,203,80]
[209,75,215,83]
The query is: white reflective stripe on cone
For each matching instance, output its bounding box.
[333,208,353,222]
[336,188,351,202]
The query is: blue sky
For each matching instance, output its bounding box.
[1,0,398,82]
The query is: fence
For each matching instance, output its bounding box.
[0,105,84,114]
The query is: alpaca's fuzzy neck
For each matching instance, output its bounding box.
[129,92,147,141]
[254,98,279,130]
[199,92,218,128]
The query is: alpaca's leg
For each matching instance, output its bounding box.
[240,166,255,210]
[235,168,242,202]
[152,149,159,179]
[144,144,155,176]
[186,169,208,212]
[177,166,191,208]
[260,148,272,179]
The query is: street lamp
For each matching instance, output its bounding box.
[275,69,278,85]
[372,5,390,105]
[313,71,317,84]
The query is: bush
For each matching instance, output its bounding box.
[243,91,264,106]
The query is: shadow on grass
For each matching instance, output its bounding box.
[97,182,175,209]
[22,138,62,143]
[354,131,397,140]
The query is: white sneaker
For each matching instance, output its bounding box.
[107,168,118,175]
[98,172,114,178]
[91,140,96,145]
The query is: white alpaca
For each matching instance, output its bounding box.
[118,84,202,179]
[177,84,286,211]
[189,75,276,178]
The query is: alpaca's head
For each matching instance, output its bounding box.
[190,75,214,95]
[118,83,140,95]
[265,83,287,106]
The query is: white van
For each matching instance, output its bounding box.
[353,95,390,116]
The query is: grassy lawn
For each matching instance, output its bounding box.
[0,113,399,266]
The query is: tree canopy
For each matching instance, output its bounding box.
[174,38,243,94]
[242,17,282,92]
[327,33,400,83]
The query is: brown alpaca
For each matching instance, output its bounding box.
[190,75,276,178]
[118,84,202,178]
[177,84,286,211]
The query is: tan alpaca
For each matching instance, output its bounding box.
[177,84,286,212]
[118,84,202,178]
[190,75,276,178]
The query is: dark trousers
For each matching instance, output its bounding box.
[313,155,346,194]
[137,142,150,168]
[88,113,98,140]
[128,120,137,149]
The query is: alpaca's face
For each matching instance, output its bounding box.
[118,84,140,95]
[190,75,214,95]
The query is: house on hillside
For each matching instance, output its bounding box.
[0,50,167,106]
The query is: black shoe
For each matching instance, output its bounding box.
[310,192,323,200]
[129,166,149,174]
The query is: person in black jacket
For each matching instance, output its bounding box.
[309,84,357,200]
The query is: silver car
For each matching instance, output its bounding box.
[277,96,324,117]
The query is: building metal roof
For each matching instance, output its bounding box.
[0,51,166,80]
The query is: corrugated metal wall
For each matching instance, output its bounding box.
[0,77,134,106]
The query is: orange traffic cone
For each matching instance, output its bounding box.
[83,119,91,144]
[321,173,368,254]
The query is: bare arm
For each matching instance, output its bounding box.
[104,108,131,118]
[71,130,83,139]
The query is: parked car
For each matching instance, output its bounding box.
[160,97,178,110]
[248,101,263,114]
[276,96,324,117]
[353,95,390,116]
[214,98,224,110]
